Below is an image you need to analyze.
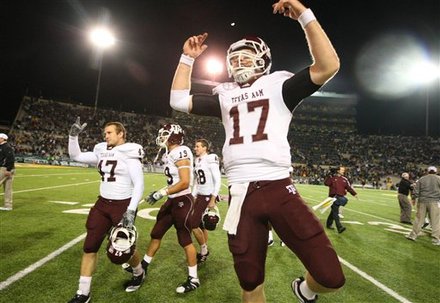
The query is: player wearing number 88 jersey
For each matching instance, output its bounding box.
[170,1,345,301]
[68,120,145,301]
[191,139,221,264]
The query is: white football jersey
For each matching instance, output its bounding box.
[93,142,144,200]
[163,145,194,198]
[213,71,293,183]
[194,153,221,196]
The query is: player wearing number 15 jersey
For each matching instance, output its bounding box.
[169,1,345,302]
[67,120,145,303]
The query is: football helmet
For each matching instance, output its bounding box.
[106,224,137,265]
[226,36,272,85]
[202,206,221,231]
[156,123,184,147]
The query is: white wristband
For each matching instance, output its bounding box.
[180,54,195,67]
[298,9,316,29]
[159,188,168,196]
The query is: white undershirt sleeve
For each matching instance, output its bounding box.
[210,162,222,197]
[170,89,191,113]
[126,158,145,211]
[68,136,98,164]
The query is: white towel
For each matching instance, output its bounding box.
[223,183,249,235]
[312,197,336,214]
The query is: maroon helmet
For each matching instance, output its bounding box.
[202,206,221,231]
[156,123,184,147]
[106,224,137,265]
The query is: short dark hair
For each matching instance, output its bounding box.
[196,138,210,152]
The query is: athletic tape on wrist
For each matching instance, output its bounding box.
[298,9,316,29]
[180,54,195,67]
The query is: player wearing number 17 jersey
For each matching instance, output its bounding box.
[67,120,145,303]
[169,1,345,302]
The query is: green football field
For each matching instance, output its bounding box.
[0,165,438,303]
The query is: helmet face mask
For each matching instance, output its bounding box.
[106,224,137,264]
[156,124,184,147]
[227,37,272,85]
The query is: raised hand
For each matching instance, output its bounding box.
[182,33,209,59]
[69,117,87,137]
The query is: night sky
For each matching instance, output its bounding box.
[2,0,439,136]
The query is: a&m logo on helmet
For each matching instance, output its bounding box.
[156,123,185,147]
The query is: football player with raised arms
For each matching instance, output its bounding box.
[67,119,145,303]
[191,138,222,263]
[169,0,344,302]
[125,123,201,293]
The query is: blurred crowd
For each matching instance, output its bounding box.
[6,96,439,187]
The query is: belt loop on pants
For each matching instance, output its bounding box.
[252,181,261,189]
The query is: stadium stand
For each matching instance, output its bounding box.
[5,96,439,188]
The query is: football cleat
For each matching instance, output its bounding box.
[291,277,318,303]
[122,259,149,274]
[67,291,90,303]
[124,270,145,292]
[197,251,210,264]
[176,276,200,294]
[406,234,416,241]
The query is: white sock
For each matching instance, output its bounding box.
[188,265,198,279]
[200,244,208,255]
[143,255,153,264]
[78,276,92,296]
[132,263,143,276]
[300,279,317,300]
[268,230,273,242]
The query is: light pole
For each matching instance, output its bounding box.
[89,27,115,115]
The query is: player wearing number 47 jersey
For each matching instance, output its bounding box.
[169,1,344,302]
[67,119,145,303]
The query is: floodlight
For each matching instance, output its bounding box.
[89,27,115,49]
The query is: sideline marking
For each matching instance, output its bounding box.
[339,256,413,303]
[49,201,79,205]
[0,233,86,291]
[0,181,98,196]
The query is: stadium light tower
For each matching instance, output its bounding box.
[89,27,115,115]
[409,61,439,136]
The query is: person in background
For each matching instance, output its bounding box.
[397,172,414,225]
[169,1,345,302]
[325,166,358,233]
[406,166,440,246]
[0,133,15,211]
